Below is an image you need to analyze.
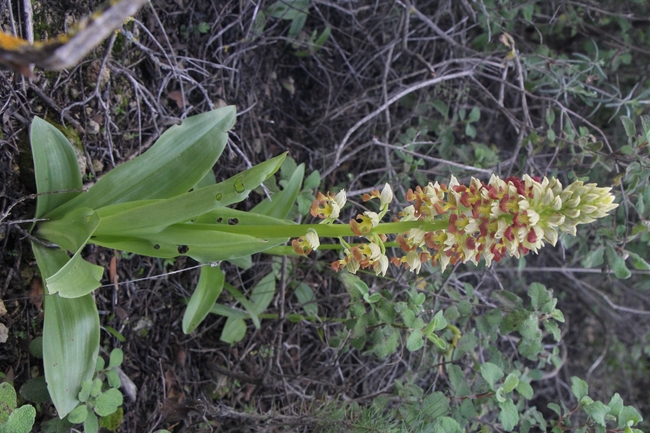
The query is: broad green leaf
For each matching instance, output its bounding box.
[250,272,276,315]
[35,207,100,252]
[528,283,552,312]
[3,404,36,433]
[36,208,103,298]
[406,329,424,352]
[480,362,504,390]
[182,265,225,333]
[42,294,99,417]
[627,251,650,271]
[373,327,399,358]
[220,317,247,343]
[33,243,100,418]
[617,406,643,429]
[67,405,88,424]
[253,163,304,219]
[606,244,631,279]
[447,364,471,397]
[516,380,534,399]
[94,153,287,236]
[501,373,520,393]
[0,382,17,423]
[498,399,519,431]
[92,226,287,263]
[30,117,83,219]
[46,253,104,298]
[93,389,123,417]
[608,393,624,416]
[106,370,121,389]
[294,283,318,317]
[518,314,540,340]
[90,379,102,398]
[571,377,589,401]
[581,245,605,268]
[78,381,92,403]
[421,391,449,420]
[19,377,50,404]
[583,401,610,426]
[84,412,99,433]
[432,416,461,433]
[620,116,636,138]
[47,107,236,218]
[108,349,124,369]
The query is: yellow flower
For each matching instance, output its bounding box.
[310,190,347,222]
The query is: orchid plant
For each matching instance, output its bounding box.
[28,106,634,431]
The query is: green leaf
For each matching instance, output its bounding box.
[583,401,610,426]
[501,373,519,393]
[34,244,100,418]
[468,106,481,123]
[547,402,562,416]
[250,272,276,317]
[617,406,643,429]
[34,208,103,298]
[108,348,124,369]
[0,382,17,423]
[220,317,247,343]
[78,381,92,403]
[498,399,519,431]
[373,327,399,358]
[93,225,287,263]
[518,314,540,340]
[84,411,99,433]
[516,380,534,399]
[67,405,89,424]
[546,108,555,127]
[528,283,553,312]
[106,370,121,389]
[421,392,449,420]
[94,153,287,237]
[294,283,318,317]
[3,404,36,433]
[480,362,504,390]
[431,310,447,331]
[621,116,636,138]
[606,244,631,279]
[90,379,102,398]
[571,377,589,401]
[406,329,424,352]
[447,364,471,397]
[47,107,236,218]
[627,251,650,271]
[581,245,605,268]
[182,265,225,333]
[252,163,304,218]
[93,389,123,417]
[30,117,83,219]
[608,393,624,416]
[45,253,104,298]
[19,377,50,404]
[433,416,462,433]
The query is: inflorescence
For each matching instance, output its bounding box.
[291,175,618,276]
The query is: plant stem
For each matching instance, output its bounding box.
[196,220,447,239]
